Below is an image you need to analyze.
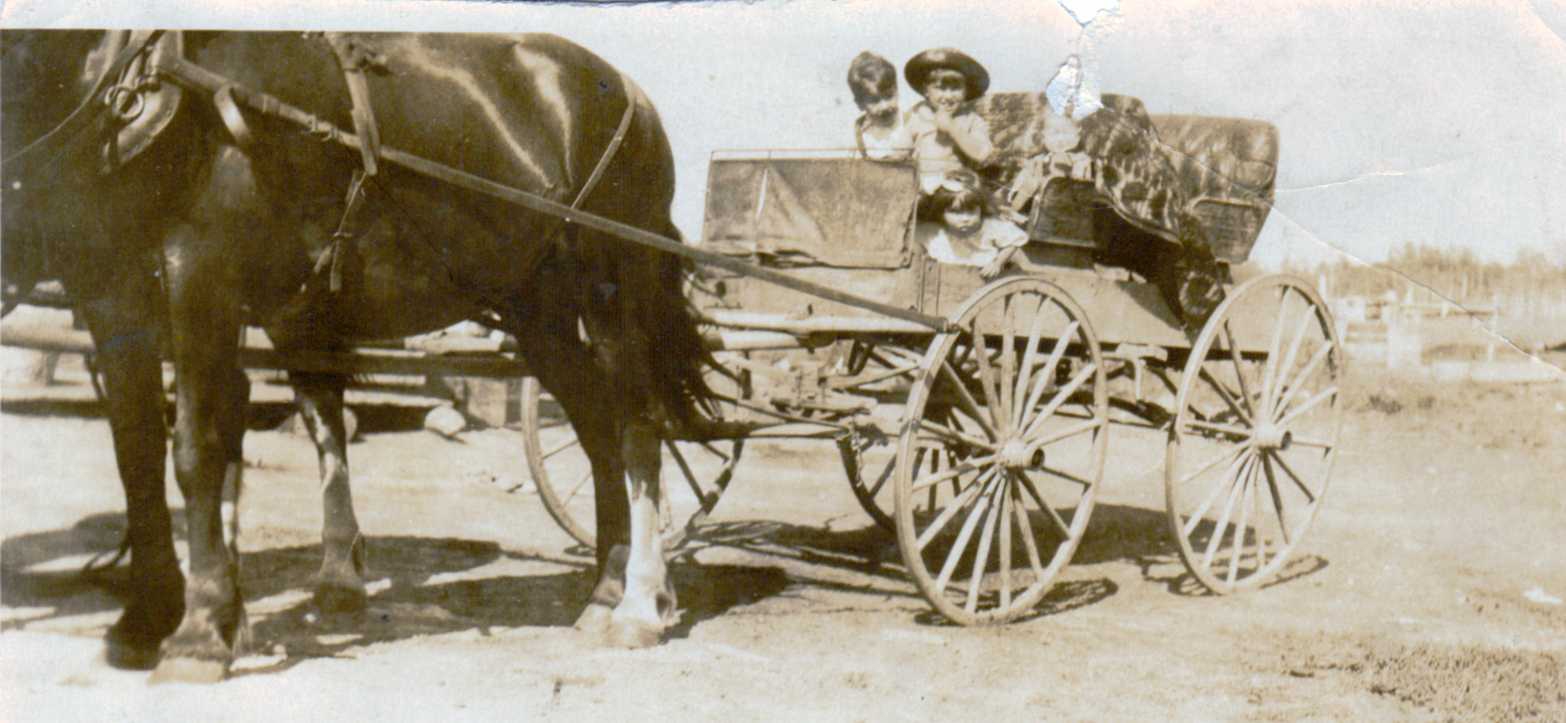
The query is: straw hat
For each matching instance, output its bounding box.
[904,48,990,101]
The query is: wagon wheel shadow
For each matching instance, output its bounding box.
[1075,503,1329,596]
[670,518,1121,624]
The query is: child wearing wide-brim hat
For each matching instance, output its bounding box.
[902,48,996,196]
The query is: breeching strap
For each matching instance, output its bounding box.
[150,55,953,332]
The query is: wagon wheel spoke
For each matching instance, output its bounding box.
[1181,418,1252,441]
[566,468,594,504]
[1182,448,1253,539]
[665,441,717,510]
[1177,444,1250,489]
[934,474,1002,595]
[939,360,998,441]
[1017,321,1078,432]
[997,476,1014,610]
[1271,340,1335,424]
[1201,454,1253,571]
[911,454,997,492]
[917,416,997,452]
[1037,464,1094,489]
[1256,288,1293,416]
[1021,362,1097,438]
[1015,469,1072,539]
[966,474,1004,614]
[971,326,1007,434]
[1220,322,1258,416]
[1227,463,1257,586]
[1275,386,1338,430]
[1011,483,1046,578]
[1267,448,1318,505]
[1196,366,1253,426]
[1252,469,1272,569]
[1260,452,1292,546]
[999,297,1018,428]
[1263,294,1316,416]
[542,436,580,461]
[1029,417,1105,450]
[1010,296,1054,429]
[915,468,996,552]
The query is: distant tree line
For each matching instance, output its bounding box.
[1289,243,1566,316]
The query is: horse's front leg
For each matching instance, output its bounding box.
[290,371,367,612]
[75,277,184,670]
[150,230,249,684]
[608,419,677,648]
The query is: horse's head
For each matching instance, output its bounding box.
[1,30,114,301]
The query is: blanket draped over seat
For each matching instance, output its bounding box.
[973,91,1279,264]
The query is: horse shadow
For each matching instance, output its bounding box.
[2,510,788,677]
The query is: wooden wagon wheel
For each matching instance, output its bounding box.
[835,339,927,531]
[521,366,747,551]
[895,277,1108,625]
[1165,275,1343,594]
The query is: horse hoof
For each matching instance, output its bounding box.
[149,656,229,685]
[606,619,663,649]
[104,631,163,671]
[314,581,368,614]
[573,603,613,634]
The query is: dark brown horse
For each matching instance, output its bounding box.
[2,30,711,681]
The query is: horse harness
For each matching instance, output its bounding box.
[49,30,640,297]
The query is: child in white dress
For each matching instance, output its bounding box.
[916,170,1027,280]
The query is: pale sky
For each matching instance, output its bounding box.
[4,0,1563,269]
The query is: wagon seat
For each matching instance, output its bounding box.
[970,92,1279,273]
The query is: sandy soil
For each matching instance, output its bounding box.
[2,366,1563,722]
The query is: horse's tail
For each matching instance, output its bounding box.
[622,218,716,433]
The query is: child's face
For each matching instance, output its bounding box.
[922,69,967,113]
[857,90,899,124]
[942,203,982,234]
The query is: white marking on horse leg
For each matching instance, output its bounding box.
[220,461,242,561]
[610,423,674,647]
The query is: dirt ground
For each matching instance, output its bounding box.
[2,360,1563,722]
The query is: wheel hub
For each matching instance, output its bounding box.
[1253,423,1292,450]
[999,438,1042,470]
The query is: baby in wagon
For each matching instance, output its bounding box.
[916,169,1026,280]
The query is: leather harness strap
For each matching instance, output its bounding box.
[323,33,386,177]
[570,79,637,210]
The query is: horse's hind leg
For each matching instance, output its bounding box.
[76,280,184,670]
[290,372,367,612]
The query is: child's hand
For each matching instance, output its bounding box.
[981,246,1020,280]
[932,107,956,133]
[980,258,1005,280]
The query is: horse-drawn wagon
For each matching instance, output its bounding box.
[2,31,1342,677]
[521,92,1345,624]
